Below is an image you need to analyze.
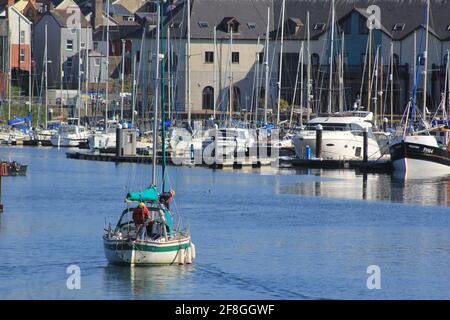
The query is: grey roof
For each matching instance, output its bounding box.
[122,0,450,42]
[272,0,450,41]
[47,8,91,28]
[108,3,133,16]
[190,0,273,40]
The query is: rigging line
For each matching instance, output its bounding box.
[409,2,428,131]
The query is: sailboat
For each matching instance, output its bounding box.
[389,0,450,177]
[103,1,195,266]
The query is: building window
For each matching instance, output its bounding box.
[258,52,264,64]
[311,53,320,66]
[202,86,214,110]
[198,21,209,28]
[148,50,152,63]
[81,42,86,49]
[232,52,239,64]
[94,58,100,66]
[393,54,399,66]
[340,18,351,34]
[67,57,73,68]
[136,51,140,63]
[93,42,98,51]
[313,23,326,31]
[358,16,369,34]
[247,22,256,30]
[20,30,25,44]
[71,28,76,34]
[392,23,405,31]
[205,51,214,63]
[417,53,425,66]
[66,40,73,50]
[19,48,25,63]
[228,22,239,34]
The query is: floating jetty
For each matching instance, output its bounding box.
[289,158,393,173]
[66,151,154,164]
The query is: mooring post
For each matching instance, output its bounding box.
[115,125,122,157]
[315,124,323,159]
[363,127,368,163]
[0,174,3,213]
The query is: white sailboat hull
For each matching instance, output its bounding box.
[103,237,195,266]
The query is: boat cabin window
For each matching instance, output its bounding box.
[305,123,349,131]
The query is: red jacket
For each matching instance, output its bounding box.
[133,206,149,225]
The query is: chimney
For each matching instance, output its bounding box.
[92,0,103,29]
[6,0,15,18]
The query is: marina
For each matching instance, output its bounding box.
[1,0,450,303]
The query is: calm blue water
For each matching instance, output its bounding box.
[1,145,450,299]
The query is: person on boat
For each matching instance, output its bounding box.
[133,202,149,240]
[159,189,175,210]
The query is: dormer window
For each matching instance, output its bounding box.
[314,23,326,31]
[220,17,240,34]
[198,21,209,28]
[287,17,303,35]
[229,22,239,33]
[392,23,405,31]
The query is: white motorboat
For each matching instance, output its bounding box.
[292,111,382,160]
[50,124,89,147]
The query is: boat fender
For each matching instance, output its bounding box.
[185,247,192,264]
[190,243,196,260]
[178,248,186,265]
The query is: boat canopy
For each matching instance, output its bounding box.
[126,186,159,202]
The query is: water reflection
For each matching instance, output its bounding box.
[102,264,196,299]
[278,169,450,206]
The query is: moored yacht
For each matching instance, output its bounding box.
[50,119,89,147]
[292,111,382,160]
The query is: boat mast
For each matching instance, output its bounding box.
[390,42,393,125]
[167,27,171,121]
[152,1,161,186]
[289,41,303,127]
[276,0,285,125]
[213,25,217,119]
[131,53,136,126]
[160,0,167,192]
[28,22,32,115]
[60,37,63,122]
[44,24,48,129]
[105,0,110,127]
[263,6,270,125]
[338,31,344,112]
[367,27,372,112]
[423,0,430,121]
[254,36,260,126]
[186,0,191,125]
[77,29,81,126]
[85,28,89,118]
[229,28,233,125]
[327,0,335,114]
[306,11,311,122]
[120,39,125,121]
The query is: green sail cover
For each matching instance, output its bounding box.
[126,187,159,202]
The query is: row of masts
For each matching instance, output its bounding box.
[3,0,437,131]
